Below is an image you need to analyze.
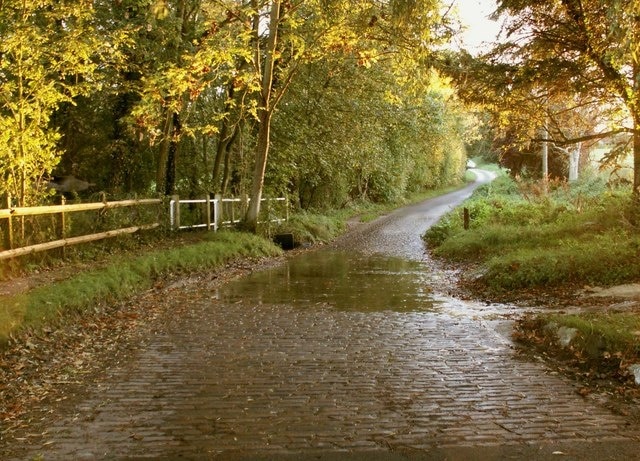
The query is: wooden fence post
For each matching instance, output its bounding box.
[59,196,67,258]
[214,194,222,231]
[463,207,470,230]
[205,195,211,231]
[265,198,272,233]
[285,197,289,222]
[5,194,13,250]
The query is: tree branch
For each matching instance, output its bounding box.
[531,128,633,145]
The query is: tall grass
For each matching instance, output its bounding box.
[425,173,638,291]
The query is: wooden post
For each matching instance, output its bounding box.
[264,198,271,234]
[171,195,180,230]
[214,194,222,231]
[463,207,470,230]
[205,195,211,231]
[5,194,13,250]
[60,196,67,258]
[285,197,289,222]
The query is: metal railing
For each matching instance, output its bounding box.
[169,195,288,231]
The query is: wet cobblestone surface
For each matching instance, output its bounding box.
[4,174,640,460]
[6,295,640,460]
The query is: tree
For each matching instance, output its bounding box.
[0,0,465,218]
[268,57,468,209]
[491,0,640,189]
[241,0,454,231]
[243,0,282,232]
[0,0,109,206]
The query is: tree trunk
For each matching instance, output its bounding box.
[634,115,640,195]
[164,112,181,196]
[541,123,548,184]
[244,109,273,232]
[211,85,237,193]
[221,141,233,196]
[212,119,240,195]
[569,143,581,181]
[243,0,281,232]
[156,111,173,194]
[211,122,229,193]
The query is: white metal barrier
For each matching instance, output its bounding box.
[169,196,287,231]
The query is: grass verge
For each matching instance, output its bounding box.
[425,172,640,385]
[0,231,282,347]
[271,174,475,246]
[514,312,640,387]
[425,174,638,290]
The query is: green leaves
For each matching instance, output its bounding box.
[479,0,640,182]
[0,0,464,211]
[0,0,110,205]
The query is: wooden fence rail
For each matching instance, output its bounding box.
[0,197,163,260]
[0,195,288,261]
[0,198,162,219]
[0,224,159,260]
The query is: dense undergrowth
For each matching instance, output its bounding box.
[425,172,640,385]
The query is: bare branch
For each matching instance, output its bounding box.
[532,128,633,145]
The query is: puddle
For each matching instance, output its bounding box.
[216,251,441,312]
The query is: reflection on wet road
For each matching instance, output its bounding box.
[217,252,438,313]
[218,169,503,320]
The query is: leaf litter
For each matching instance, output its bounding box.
[0,256,280,457]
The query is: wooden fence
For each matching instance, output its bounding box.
[0,197,163,261]
[0,194,287,261]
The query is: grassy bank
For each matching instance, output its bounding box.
[0,232,282,347]
[425,173,640,381]
[425,174,640,290]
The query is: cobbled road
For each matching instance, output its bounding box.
[5,171,640,460]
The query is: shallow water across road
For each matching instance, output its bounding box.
[216,252,439,313]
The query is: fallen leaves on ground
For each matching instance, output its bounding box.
[0,256,279,454]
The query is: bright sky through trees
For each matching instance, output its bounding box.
[453,0,501,53]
